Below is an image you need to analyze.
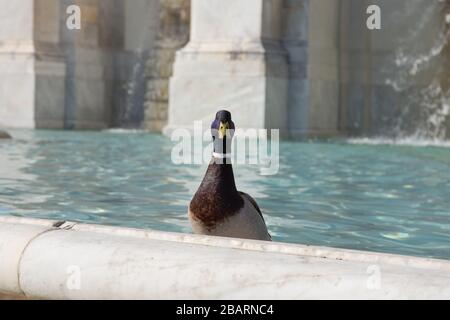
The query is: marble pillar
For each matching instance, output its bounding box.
[165,0,289,135]
[282,0,310,138]
[0,0,65,129]
[34,0,66,129]
[305,0,340,137]
[0,1,35,128]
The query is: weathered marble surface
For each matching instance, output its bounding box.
[0,1,36,129]
[165,0,289,136]
[0,216,449,299]
[0,0,172,130]
[0,0,65,129]
[1,0,447,137]
[0,291,29,300]
[0,221,53,294]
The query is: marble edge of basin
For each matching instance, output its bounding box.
[1,215,448,269]
[1,215,450,299]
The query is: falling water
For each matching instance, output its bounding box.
[113,2,156,129]
[118,49,148,127]
[384,0,450,141]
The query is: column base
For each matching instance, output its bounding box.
[166,40,289,134]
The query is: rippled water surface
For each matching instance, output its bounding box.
[1,130,449,260]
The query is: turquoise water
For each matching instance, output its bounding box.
[1,130,449,260]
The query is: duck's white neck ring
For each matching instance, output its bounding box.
[212,152,232,159]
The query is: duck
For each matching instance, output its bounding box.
[0,130,11,139]
[188,110,271,241]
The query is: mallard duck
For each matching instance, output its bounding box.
[188,110,271,241]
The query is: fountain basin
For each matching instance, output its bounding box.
[2,129,450,260]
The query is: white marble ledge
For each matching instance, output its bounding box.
[1,215,450,270]
[0,215,449,299]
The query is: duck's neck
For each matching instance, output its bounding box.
[201,158,238,194]
[190,156,244,223]
[212,137,232,159]
[208,134,235,192]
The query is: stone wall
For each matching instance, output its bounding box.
[0,0,188,130]
[0,0,448,138]
[0,0,121,129]
[165,0,449,138]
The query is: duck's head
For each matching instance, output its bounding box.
[211,109,235,155]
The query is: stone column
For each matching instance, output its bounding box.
[165,0,288,134]
[0,0,65,129]
[0,1,35,128]
[34,0,66,128]
[282,0,309,138]
[0,0,66,129]
[305,0,340,137]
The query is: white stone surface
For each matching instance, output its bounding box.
[0,0,65,129]
[0,216,449,299]
[165,0,289,136]
[0,222,53,294]
[0,1,33,42]
[0,53,36,128]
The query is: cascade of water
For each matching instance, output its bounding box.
[114,1,156,129]
[119,49,148,127]
[384,0,450,141]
